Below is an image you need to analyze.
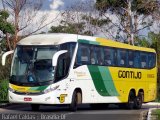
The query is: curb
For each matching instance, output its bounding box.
[147,108,157,120]
[144,102,160,106]
[139,110,148,120]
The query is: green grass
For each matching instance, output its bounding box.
[0,80,9,103]
[152,109,160,120]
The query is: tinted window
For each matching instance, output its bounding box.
[140,52,148,68]
[70,43,76,58]
[75,43,156,69]
[95,47,104,65]
[104,48,116,66]
[128,51,134,67]
[117,49,127,67]
[77,44,90,65]
[60,43,68,50]
[148,53,156,68]
[60,42,76,58]
[134,51,140,68]
[55,53,70,82]
[90,46,96,65]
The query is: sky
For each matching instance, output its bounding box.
[41,0,160,38]
[0,0,89,11]
[37,0,95,33]
[0,0,96,34]
[0,0,159,40]
[41,0,95,11]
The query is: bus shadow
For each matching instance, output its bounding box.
[3,104,145,113]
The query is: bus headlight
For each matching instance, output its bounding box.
[43,85,59,94]
[9,87,15,92]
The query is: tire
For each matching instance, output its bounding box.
[126,91,135,109]
[134,92,143,109]
[69,91,82,111]
[31,104,40,111]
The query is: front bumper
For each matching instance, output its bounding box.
[9,91,65,104]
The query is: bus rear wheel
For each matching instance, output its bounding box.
[69,91,82,111]
[134,92,143,109]
[31,104,40,111]
[127,91,135,109]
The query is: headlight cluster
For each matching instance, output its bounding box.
[43,85,59,94]
[8,87,15,92]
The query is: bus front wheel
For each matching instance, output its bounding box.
[69,91,82,111]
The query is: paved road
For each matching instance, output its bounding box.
[0,104,158,120]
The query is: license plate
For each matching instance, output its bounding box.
[24,97,32,101]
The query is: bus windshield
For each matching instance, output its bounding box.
[11,45,59,85]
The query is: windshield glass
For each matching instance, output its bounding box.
[11,45,59,85]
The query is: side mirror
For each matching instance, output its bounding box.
[2,50,14,66]
[52,50,68,67]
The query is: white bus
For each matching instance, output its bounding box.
[2,33,157,111]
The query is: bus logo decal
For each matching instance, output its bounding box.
[57,94,67,103]
[118,70,142,79]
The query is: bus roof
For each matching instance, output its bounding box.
[17,33,96,45]
[18,33,155,53]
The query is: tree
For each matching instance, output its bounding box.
[135,32,160,66]
[49,1,94,35]
[149,32,160,49]
[49,22,86,35]
[0,10,14,51]
[0,11,14,83]
[95,0,159,45]
[0,11,14,34]
[49,0,109,36]
[148,32,160,66]
[134,37,150,48]
[2,0,59,49]
[147,32,160,92]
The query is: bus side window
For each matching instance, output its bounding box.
[55,53,70,82]
[90,46,96,65]
[128,51,134,67]
[95,47,104,65]
[100,47,104,65]
[77,44,90,65]
[140,52,148,68]
[104,48,111,65]
[70,43,76,58]
[104,47,115,66]
[117,49,127,67]
[134,51,140,68]
[60,43,68,51]
[148,53,155,68]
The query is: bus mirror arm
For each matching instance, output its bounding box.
[52,50,68,67]
[2,50,14,66]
